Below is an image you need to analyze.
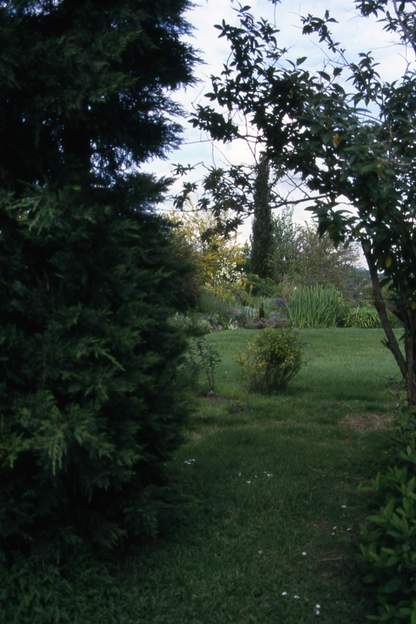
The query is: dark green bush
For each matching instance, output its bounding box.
[0,0,197,560]
[0,192,195,556]
[239,328,302,393]
[345,305,382,328]
[0,556,130,624]
[359,412,416,622]
[197,289,237,329]
[245,273,280,297]
[169,313,212,337]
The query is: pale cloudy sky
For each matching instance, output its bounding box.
[145,0,411,232]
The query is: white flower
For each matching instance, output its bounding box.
[281,591,288,596]
[302,551,307,556]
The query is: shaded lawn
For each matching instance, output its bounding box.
[115,329,400,624]
[8,329,401,624]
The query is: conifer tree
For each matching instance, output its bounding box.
[0,0,196,554]
[250,154,274,279]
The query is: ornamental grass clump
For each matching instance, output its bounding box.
[344,305,381,328]
[240,328,302,393]
[287,285,345,328]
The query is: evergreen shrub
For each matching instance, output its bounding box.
[240,328,302,393]
[0,191,195,555]
[0,0,197,558]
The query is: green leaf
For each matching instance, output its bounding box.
[318,71,331,81]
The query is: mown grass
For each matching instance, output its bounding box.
[3,329,401,624]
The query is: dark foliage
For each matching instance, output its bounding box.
[0,0,196,556]
[250,155,274,279]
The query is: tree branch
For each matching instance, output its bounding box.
[363,247,407,379]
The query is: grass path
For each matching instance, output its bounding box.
[39,329,399,624]
[117,329,399,624]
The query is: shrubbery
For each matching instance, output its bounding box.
[0,194,196,557]
[0,0,197,561]
[287,285,346,328]
[239,328,302,393]
[359,412,416,622]
[345,306,381,329]
[184,337,222,395]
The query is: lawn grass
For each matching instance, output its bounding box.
[4,329,401,624]
[125,328,399,624]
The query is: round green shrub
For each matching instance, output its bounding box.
[345,305,381,328]
[240,328,302,393]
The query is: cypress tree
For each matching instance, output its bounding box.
[250,154,274,279]
[0,0,197,555]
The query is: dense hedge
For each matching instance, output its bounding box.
[0,191,195,556]
[0,0,196,559]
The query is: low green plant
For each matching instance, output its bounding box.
[239,328,302,393]
[245,273,280,297]
[359,411,416,623]
[169,313,212,337]
[345,306,381,329]
[287,285,346,328]
[186,337,222,394]
[197,289,237,329]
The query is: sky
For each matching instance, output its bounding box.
[144,0,412,237]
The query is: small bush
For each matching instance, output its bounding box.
[169,313,211,337]
[197,289,237,329]
[345,305,381,328]
[242,317,289,330]
[183,337,222,394]
[245,273,280,297]
[287,285,346,328]
[359,412,416,622]
[239,328,302,393]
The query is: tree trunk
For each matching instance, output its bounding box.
[404,317,416,405]
[363,248,411,397]
[62,113,91,189]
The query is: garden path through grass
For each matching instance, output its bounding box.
[117,329,400,624]
[54,329,400,624]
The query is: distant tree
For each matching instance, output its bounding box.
[269,209,300,284]
[250,154,274,278]
[0,0,196,556]
[171,210,247,299]
[270,211,363,299]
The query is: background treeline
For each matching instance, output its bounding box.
[172,207,387,332]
